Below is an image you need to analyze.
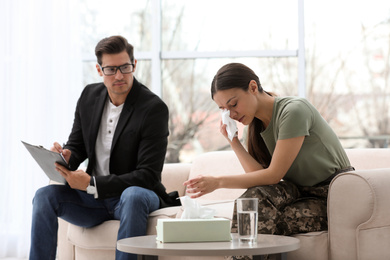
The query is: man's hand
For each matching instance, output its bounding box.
[55,163,90,191]
[51,142,71,163]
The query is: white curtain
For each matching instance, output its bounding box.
[0,0,82,257]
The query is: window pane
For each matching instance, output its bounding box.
[82,61,100,87]
[305,0,390,148]
[79,0,152,56]
[162,0,298,51]
[134,60,152,88]
[162,58,298,162]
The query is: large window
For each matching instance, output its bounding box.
[80,0,306,162]
[79,0,390,162]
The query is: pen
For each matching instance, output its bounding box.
[60,143,67,163]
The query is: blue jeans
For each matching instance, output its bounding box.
[29,185,160,260]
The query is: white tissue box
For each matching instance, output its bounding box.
[156,218,231,243]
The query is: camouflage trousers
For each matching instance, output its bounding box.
[231,180,328,236]
[226,167,354,260]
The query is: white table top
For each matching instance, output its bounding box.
[117,234,300,256]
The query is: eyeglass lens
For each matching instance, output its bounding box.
[103,64,133,75]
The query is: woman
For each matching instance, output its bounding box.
[184,63,354,237]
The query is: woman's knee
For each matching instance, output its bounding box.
[279,199,328,235]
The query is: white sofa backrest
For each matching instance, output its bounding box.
[186,151,246,200]
[345,148,390,170]
[177,148,390,201]
[161,163,191,196]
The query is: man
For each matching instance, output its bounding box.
[29,35,179,260]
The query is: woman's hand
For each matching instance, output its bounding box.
[219,120,228,139]
[220,120,238,143]
[183,175,220,199]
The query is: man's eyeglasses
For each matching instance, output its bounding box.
[100,63,134,76]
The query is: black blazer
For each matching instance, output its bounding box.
[64,78,179,207]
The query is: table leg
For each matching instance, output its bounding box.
[137,255,158,260]
[253,255,265,260]
[253,253,287,260]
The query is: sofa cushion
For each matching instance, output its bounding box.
[67,206,180,249]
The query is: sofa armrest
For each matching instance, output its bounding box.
[161,163,191,197]
[57,218,74,260]
[328,168,390,260]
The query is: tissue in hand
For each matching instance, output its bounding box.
[221,109,238,141]
[156,196,231,242]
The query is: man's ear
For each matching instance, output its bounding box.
[96,64,103,76]
[132,59,138,72]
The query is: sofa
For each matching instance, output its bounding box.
[57,148,390,260]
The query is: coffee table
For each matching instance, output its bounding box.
[117,233,300,260]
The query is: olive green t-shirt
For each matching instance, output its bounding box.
[261,97,351,186]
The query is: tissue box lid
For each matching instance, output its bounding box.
[156,218,231,243]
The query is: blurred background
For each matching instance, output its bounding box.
[1,0,389,257]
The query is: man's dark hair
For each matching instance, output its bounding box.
[95,35,134,65]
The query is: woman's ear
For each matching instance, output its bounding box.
[249,80,258,94]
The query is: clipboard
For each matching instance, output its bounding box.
[22,141,69,184]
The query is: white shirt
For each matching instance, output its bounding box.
[91,98,124,197]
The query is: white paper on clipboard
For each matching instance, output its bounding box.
[22,141,69,184]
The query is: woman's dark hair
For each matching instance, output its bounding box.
[95,35,134,65]
[211,63,273,168]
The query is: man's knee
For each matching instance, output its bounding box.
[32,186,58,214]
[34,185,56,202]
[119,186,159,211]
[120,187,149,205]
[33,185,68,209]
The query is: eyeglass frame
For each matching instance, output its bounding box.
[99,63,135,76]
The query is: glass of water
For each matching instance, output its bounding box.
[237,198,258,244]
